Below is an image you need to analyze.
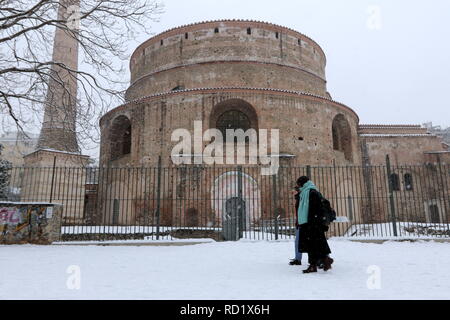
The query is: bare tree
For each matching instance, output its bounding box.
[0,0,163,152]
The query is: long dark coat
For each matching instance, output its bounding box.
[297,189,331,258]
[294,192,300,228]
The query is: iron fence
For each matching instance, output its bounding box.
[1,159,449,241]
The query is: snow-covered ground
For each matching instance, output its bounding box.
[1,239,449,300]
[62,222,450,239]
[344,222,450,238]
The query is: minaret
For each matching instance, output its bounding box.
[23,0,90,222]
[36,0,80,153]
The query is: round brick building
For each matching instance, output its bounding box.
[100,20,360,167]
[97,20,366,234]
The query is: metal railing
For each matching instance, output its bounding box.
[1,158,449,241]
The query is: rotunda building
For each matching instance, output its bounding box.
[97,20,367,235]
[99,20,361,168]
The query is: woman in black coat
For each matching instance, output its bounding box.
[289,185,302,265]
[296,176,333,273]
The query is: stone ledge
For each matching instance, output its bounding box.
[52,241,213,246]
[345,239,450,244]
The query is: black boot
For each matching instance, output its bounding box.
[323,256,334,271]
[302,264,317,273]
[289,259,301,265]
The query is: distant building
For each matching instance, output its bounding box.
[423,122,450,149]
[0,131,39,167]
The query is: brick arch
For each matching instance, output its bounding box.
[110,115,132,160]
[332,114,352,162]
[209,98,259,133]
[211,171,261,227]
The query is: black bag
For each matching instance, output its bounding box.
[318,193,336,227]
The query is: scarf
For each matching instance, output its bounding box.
[297,180,318,225]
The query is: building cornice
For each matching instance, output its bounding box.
[359,124,422,128]
[359,134,435,138]
[130,19,326,68]
[100,87,359,125]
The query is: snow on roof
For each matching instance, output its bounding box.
[24,148,88,157]
[0,201,62,206]
[359,124,422,128]
[423,151,450,154]
[359,134,435,137]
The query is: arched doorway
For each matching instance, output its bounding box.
[110,115,132,160]
[211,171,261,240]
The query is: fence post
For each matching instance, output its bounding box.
[155,156,162,240]
[306,165,311,178]
[49,156,56,203]
[272,171,279,240]
[385,155,398,236]
[437,157,449,232]
[237,165,243,239]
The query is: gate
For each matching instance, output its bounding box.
[223,196,246,241]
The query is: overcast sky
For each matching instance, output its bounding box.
[135,0,450,127]
[3,0,449,159]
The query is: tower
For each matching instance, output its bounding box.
[23,0,89,224]
[36,0,80,153]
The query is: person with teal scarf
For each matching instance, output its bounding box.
[289,179,304,265]
[296,176,333,274]
[297,180,319,225]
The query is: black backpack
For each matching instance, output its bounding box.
[317,192,337,227]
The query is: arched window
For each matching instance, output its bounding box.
[332,114,353,161]
[404,173,413,191]
[216,110,251,139]
[172,85,185,91]
[110,115,132,160]
[210,99,258,144]
[390,173,400,191]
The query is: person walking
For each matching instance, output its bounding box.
[296,176,334,273]
[289,179,302,265]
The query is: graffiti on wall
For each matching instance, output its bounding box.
[0,206,47,233]
[0,207,23,225]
